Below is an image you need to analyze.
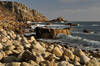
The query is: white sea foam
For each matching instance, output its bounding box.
[56,34,100,48]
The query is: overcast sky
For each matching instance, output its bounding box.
[1,0,100,21]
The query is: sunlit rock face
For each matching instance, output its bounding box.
[0,1,48,22]
[36,27,70,39]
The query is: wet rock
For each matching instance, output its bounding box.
[64,49,74,60]
[36,27,70,39]
[53,46,63,57]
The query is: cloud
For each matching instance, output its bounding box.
[45,6,100,21]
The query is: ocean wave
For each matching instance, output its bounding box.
[56,34,100,48]
[71,31,100,36]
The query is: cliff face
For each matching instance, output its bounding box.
[0,1,48,22]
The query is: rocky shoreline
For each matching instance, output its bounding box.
[0,29,99,66]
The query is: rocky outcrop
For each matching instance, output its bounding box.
[0,1,48,22]
[35,27,70,39]
[50,17,67,22]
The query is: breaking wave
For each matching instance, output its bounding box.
[56,34,100,48]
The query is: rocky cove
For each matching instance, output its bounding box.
[0,1,100,66]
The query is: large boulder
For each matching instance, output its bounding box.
[36,27,70,39]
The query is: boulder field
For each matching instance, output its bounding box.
[0,29,99,66]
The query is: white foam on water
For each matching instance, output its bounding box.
[56,34,100,48]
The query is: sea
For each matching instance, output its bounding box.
[29,21,100,50]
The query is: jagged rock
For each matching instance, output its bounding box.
[53,46,63,57]
[64,49,74,60]
[5,62,21,66]
[50,17,67,22]
[36,27,70,39]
